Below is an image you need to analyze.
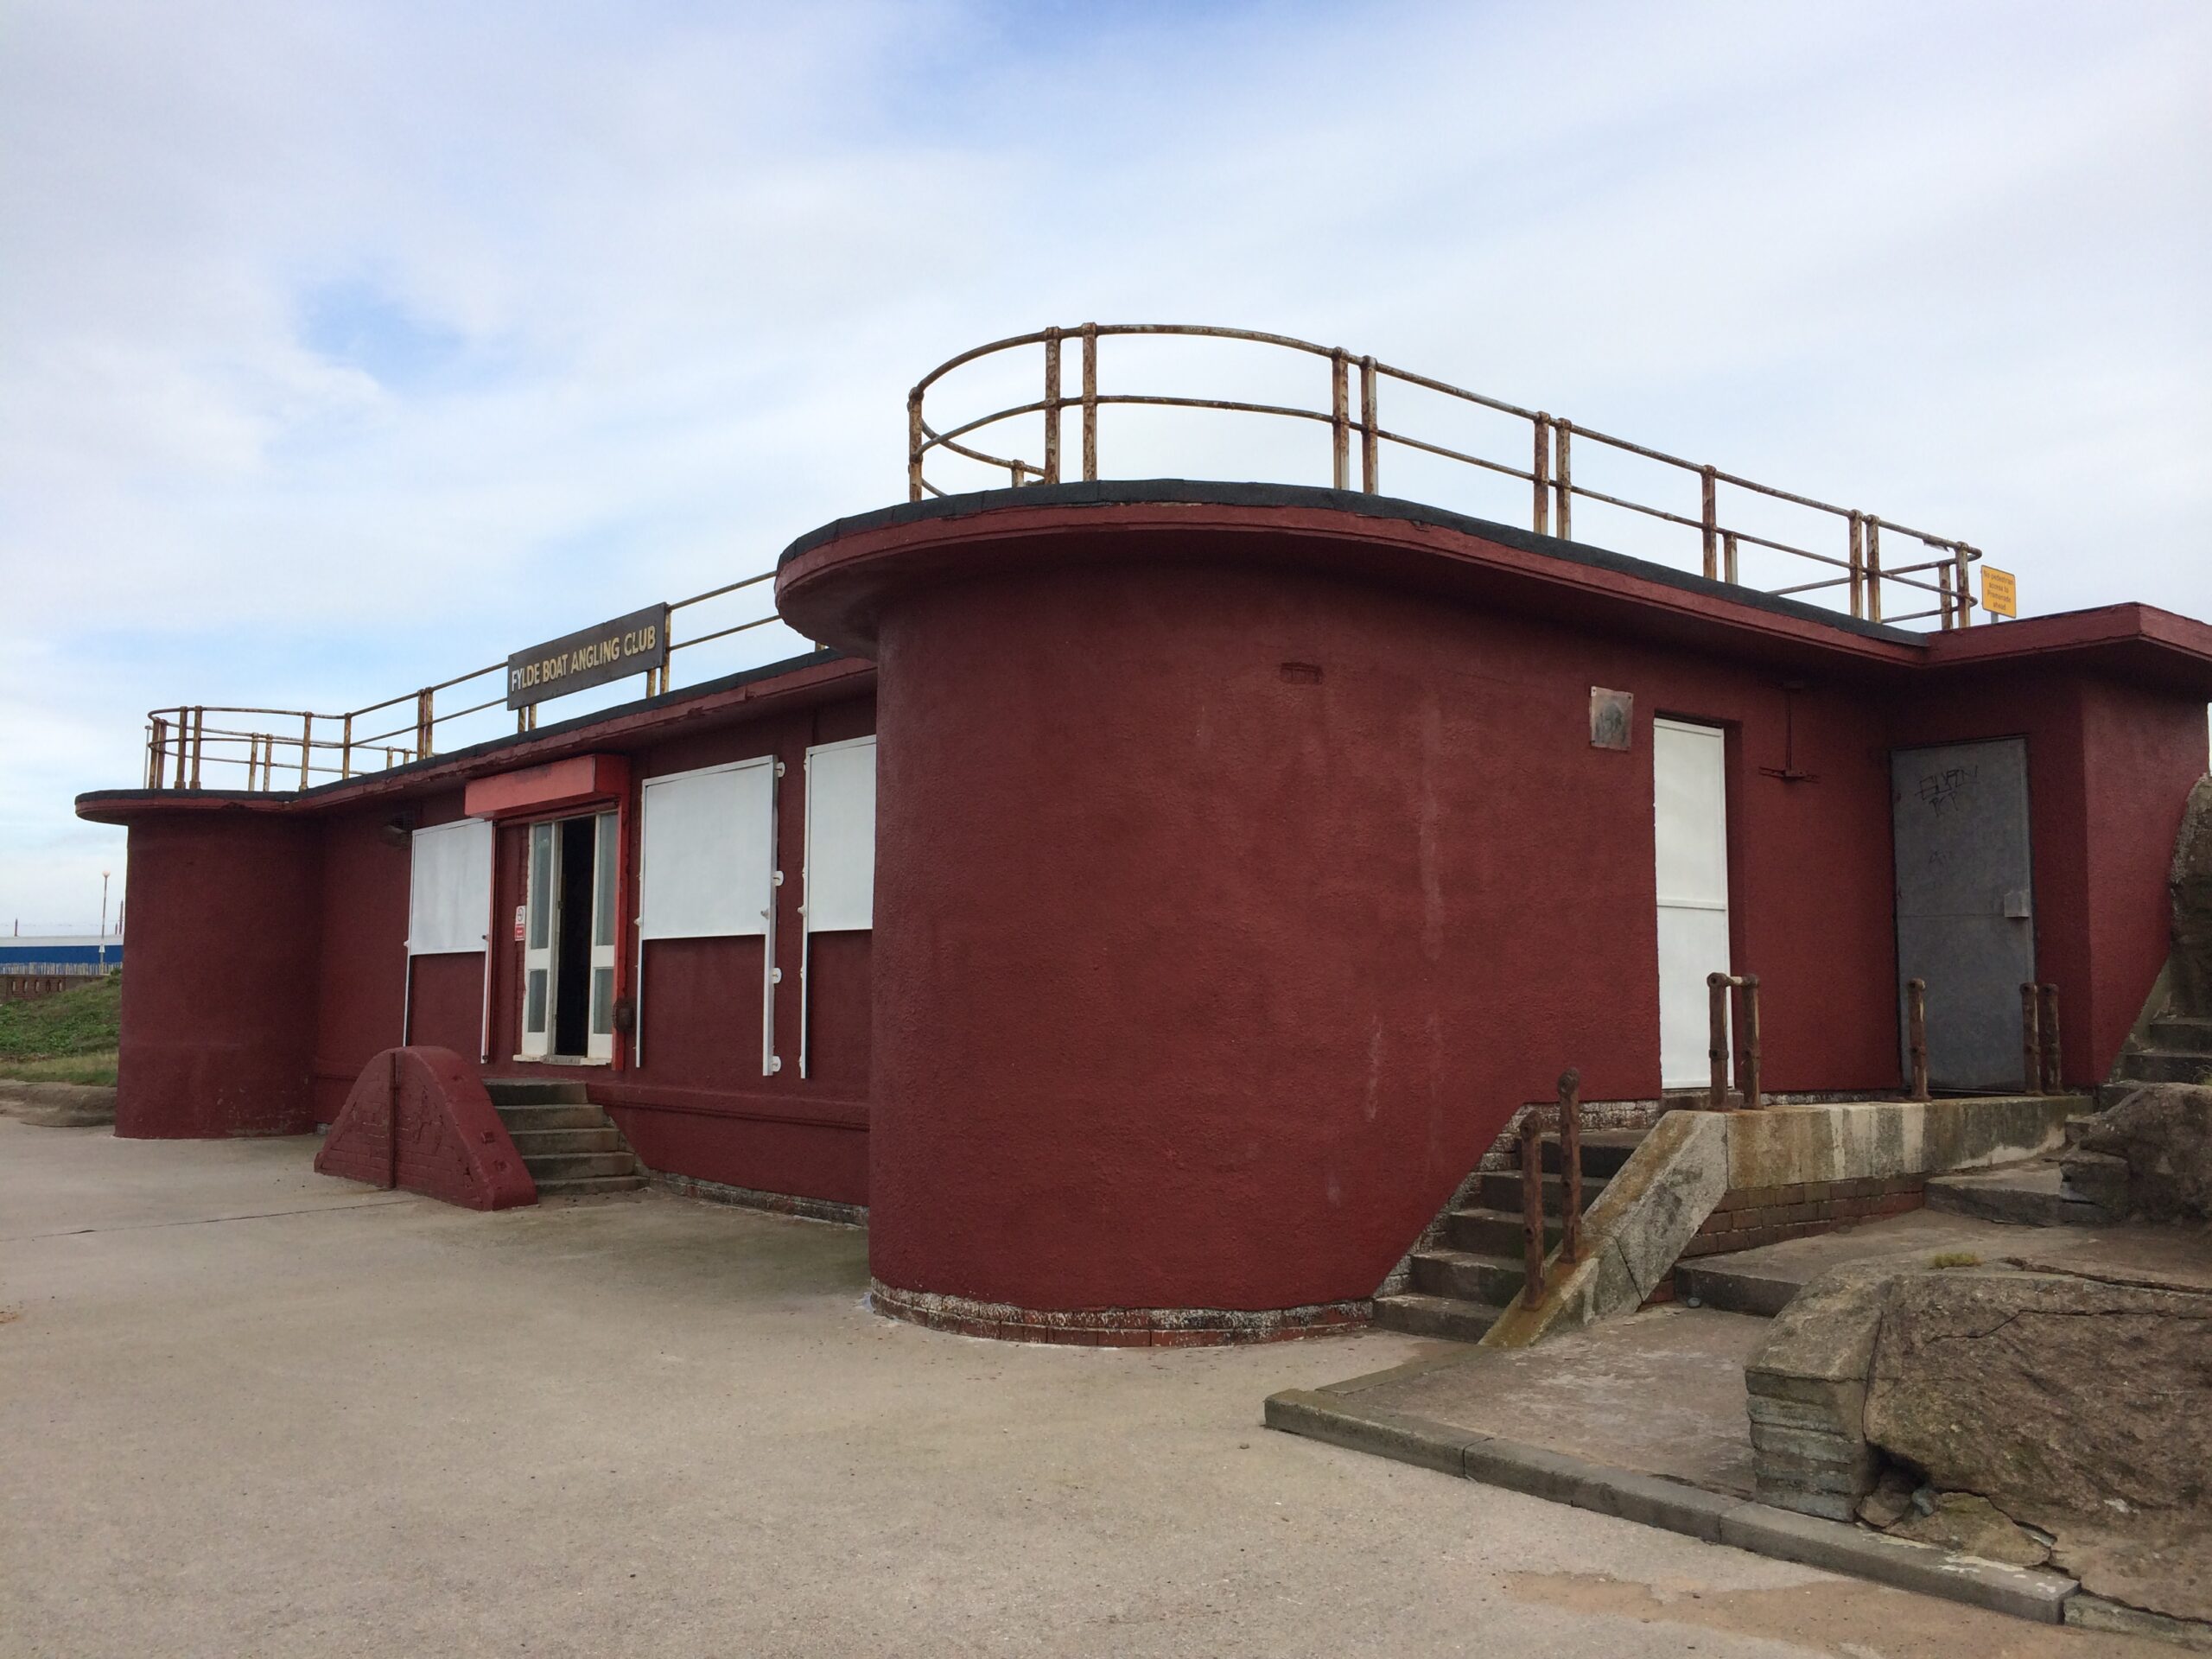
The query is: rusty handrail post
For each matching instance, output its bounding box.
[1080,322,1098,481]
[149,715,168,788]
[415,689,434,760]
[1532,414,1552,536]
[1700,465,1718,580]
[1737,974,1763,1109]
[1557,1068,1584,1265]
[299,712,312,790]
[1041,326,1061,486]
[2037,983,2062,1092]
[1554,418,1573,541]
[2020,982,2043,1093]
[1955,546,1974,629]
[1519,1108,1547,1307]
[1330,348,1350,491]
[174,712,188,788]
[1723,531,1739,585]
[1848,510,1866,619]
[1708,971,1732,1109]
[1866,516,1884,622]
[906,389,924,502]
[1938,562,1955,631]
[1906,977,1929,1100]
[1359,355,1378,493]
[189,706,203,789]
[340,713,354,781]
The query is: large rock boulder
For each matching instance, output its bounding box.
[2073,1084,2212,1222]
[2171,777,2212,1019]
[1863,1266,2212,1623]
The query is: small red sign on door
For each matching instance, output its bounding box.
[513,905,526,943]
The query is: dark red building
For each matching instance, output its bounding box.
[79,329,2212,1342]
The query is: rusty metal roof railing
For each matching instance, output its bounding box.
[140,572,785,793]
[909,322,1985,631]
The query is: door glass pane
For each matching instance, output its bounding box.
[527,823,553,950]
[591,967,614,1035]
[594,811,618,948]
[525,968,549,1034]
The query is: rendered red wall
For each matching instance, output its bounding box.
[115,811,321,1136]
[864,560,1914,1315]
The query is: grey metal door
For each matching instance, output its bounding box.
[1891,739,2036,1090]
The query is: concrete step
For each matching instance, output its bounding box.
[1371,1292,1502,1343]
[1476,1170,1612,1214]
[2147,1014,2212,1052]
[483,1077,592,1106]
[1541,1128,1646,1179]
[1924,1160,2124,1227]
[1446,1206,1562,1257]
[533,1173,647,1198]
[1675,1256,1802,1319]
[506,1126,620,1157]
[1409,1248,1525,1305]
[493,1101,608,1132]
[519,1149,637,1183]
[2111,1048,2212,1086]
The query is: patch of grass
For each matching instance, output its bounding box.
[0,973,123,1063]
[1929,1251,1982,1269]
[0,1050,118,1085]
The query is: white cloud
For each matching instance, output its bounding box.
[2,0,2207,924]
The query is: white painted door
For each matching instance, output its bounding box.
[587,810,619,1061]
[1654,719,1732,1090]
[521,819,556,1059]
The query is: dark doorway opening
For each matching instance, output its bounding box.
[555,814,595,1056]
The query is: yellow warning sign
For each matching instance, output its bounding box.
[1981,566,2018,619]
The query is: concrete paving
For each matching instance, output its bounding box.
[0,1120,2174,1657]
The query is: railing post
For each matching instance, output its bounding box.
[1330,348,1350,490]
[1554,419,1573,541]
[340,714,353,780]
[189,706,203,789]
[416,689,434,760]
[1081,323,1098,481]
[906,390,924,502]
[1708,971,1732,1109]
[1738,974,1763,1109]
[1906,977,1929,1101]
[1532,415,1552,536]
[1955,547,1974,629]
[1866,517,1884,622]
[1359,355,1378,493]
[300,712,312,789]
[149,715,167,788]
[1724,531,1739,586]
[175,712,189,788]
[1847,511,1866,618]
[1557,1068,1583,1265]
[2020,982,2043,1094]
[2037,983,2062,1092]
[1042,327,1062,486]
[1700,465,1718,580]
[1939,561,1956,631]
[1519,1108,1547,1307]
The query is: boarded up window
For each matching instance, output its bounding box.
[804,736,876,933]
[638,758,775,941]
[407,819,494,956]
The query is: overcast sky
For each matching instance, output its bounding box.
[2,0,2207,933]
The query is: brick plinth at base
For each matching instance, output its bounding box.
[870,1281,1370,1346]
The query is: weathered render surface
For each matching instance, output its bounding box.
[1724,1096,2075,1190]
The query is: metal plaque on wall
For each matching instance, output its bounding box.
[506,603,670,709]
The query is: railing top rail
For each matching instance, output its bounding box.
[906,322,1990,619]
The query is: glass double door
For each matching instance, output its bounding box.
[521,810,619,1061]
